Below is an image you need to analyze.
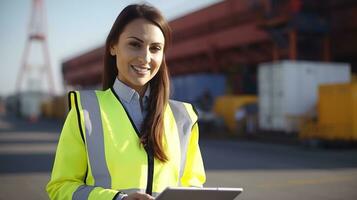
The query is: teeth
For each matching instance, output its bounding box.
[131,65,150,73]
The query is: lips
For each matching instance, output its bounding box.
[131,65,151,75]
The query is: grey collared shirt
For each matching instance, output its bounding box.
[113,78,150,132]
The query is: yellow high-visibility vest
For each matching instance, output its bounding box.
[46,88,206,200]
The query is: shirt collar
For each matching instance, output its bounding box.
[142,84,150,105]
[113,78,150,104]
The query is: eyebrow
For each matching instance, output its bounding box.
[127,36,163,46]
[127,36,144,43]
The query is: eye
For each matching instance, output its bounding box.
[150,45,162,53]
[129,41,141,48]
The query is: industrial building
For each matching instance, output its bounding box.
[62,0,357,94]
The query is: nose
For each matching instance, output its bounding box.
[138,48,151,64]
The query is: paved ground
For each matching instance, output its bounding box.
[0,115,61,200]
[201,139,357,200]
[1,114,357,200]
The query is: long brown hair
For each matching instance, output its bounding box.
[103,4,171,162]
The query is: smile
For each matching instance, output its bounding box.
[131,65,151,74]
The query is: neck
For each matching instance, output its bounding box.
[135,85,147,98]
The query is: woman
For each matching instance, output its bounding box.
[47,4,206,200]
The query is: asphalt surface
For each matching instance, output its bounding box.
[1,114,357,200]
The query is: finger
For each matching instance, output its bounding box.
[132,192,146,200]
[142,194,154,200]
[135,192,154,200]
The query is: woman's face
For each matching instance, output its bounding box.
[110,18,165,93]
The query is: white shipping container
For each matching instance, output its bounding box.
[258,60,351,133]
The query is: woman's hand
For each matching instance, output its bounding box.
[123,192,155,200]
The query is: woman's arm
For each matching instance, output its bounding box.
[46,108,119,200]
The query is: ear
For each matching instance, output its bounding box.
[110,45,116,56]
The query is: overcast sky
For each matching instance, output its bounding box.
[0,0,220,96]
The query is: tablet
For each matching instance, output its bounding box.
[155,187,243,200]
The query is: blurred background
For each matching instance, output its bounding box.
[1,0,357,199]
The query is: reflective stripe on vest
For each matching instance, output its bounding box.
[73,90,111,199]
[168,100,194,186]
[80,90,111,188]
[72,185,95,200]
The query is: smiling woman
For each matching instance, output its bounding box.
[46,4,206,200]
[110,18,165,95]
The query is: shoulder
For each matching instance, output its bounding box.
[168,99,198,123]
[68,89,109,110]
[68,89,110,98]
